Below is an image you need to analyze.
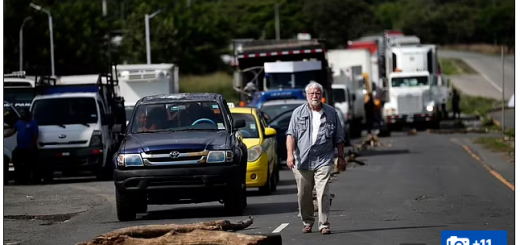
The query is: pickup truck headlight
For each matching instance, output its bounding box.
[117,154,143,167]
[207,151,234,163]
[247,145,262,162]
[89,130,102,147]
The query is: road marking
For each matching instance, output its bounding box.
[463,58,503,93]
[452,138,514,191]
[272,223,289,233]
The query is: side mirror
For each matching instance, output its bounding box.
[264,127,277,137]
[4,123,10,128]
[233,119,246,129]
[351,94,356,101]
[269,124,280,132]
[112,124,123,134]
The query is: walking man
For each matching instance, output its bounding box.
[286,81,347,234]
[3,108,39,184]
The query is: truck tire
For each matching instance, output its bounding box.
[224,183,245,216]
[116,188,137,221]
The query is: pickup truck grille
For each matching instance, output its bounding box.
[141,150,208,166]
[145,148,205,155]
[397,94,423,114]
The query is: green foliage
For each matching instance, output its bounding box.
[3,0,515,76]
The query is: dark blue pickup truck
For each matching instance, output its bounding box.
[111,93,248,221]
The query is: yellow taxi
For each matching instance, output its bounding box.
[230,107,279,195]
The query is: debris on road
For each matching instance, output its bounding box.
[76,216,282,245]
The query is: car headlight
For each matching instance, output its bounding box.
[89,130,102,147]
[207,151,234,163]
[117,154,143,167]
[247,145,262,162]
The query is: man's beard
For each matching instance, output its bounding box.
[310,99,321,106]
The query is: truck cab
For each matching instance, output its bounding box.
[28,73,126,180]
[383,71,439,129]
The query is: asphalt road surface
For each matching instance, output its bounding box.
[4,133,515,245]
[439,50,515,101]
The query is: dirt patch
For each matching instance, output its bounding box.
[4,211,84,223]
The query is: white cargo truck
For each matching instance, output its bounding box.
[114,64,179,124]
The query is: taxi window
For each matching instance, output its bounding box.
[231,113,259,138]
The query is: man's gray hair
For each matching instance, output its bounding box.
[305,81,323,93]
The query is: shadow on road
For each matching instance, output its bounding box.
[357,149,411,157]
[329,224,448,234]
[138,201,298,221]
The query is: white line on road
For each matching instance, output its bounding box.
[272,223,289,233]
[463,58,503,93]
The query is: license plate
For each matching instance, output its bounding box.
[406,117,414,123]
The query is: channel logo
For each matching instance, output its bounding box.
[442,231,507,245]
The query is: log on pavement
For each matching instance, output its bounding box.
[77,216,282,245]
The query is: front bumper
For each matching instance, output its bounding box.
[246,153,269,188]
[386,113,436,125]
[34,147,104,171]
[114,164,241,197]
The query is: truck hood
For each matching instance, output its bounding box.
[38,123,99,149]
[120,131,230,153]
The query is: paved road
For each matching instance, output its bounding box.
[439,50,515,101]
[4,133,515,245]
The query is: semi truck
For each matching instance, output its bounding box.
[382,39,448,129]
[233,39,334,106]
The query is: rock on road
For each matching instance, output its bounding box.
[4,132,515,245]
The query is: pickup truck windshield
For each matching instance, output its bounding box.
[32,98,98,126]
[391,76,429,87]
[265,70,321,90]
[131,101,227,133]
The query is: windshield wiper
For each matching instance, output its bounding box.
[57,124,66,129]
[80,123,90,127]
[170,128,220,132]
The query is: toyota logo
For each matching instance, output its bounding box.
[58,134,66,139]
[169,151,180,158]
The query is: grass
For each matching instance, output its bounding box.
[179,72,239,103]
[441,58,500,118]
[439,58,477,75]
[474,137,514,156]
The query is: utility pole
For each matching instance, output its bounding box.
[102,0,107,16]
[145,9,162,64]
[501,46,505,135]
[274,3,280,40]
[19,17,32,71]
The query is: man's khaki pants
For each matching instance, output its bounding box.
[293,164,333,231]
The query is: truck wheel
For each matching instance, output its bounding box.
[224,183,245,216]
[115,188,137,221]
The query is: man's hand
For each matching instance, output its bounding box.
[337,156,347,171]
[287,155,295,169]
